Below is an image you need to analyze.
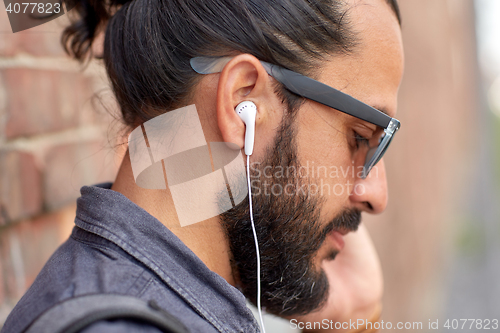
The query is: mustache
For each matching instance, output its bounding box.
[319,208,362,241]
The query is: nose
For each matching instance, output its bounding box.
[349,159,388,214]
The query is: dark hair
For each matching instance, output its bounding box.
[62,0,400,128]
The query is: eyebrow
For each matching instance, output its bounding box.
[371,106,392,118]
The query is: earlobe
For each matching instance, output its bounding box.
[215,54,269,151]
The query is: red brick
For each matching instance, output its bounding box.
[0,204,76,303]
[0,256,4,307]
[43,141,118,210]
[0,150,42,224]
[2,68,96,138]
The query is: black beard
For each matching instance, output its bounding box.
[220,114,361,316]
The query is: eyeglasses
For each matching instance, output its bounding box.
[190,57,401,179]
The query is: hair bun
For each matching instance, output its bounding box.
[61,0,132,61]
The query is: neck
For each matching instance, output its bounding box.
[111,151,236,286]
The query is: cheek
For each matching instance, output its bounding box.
[295,103,352,164]
[294,106,355,214]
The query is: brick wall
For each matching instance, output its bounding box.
[0,6,121,324]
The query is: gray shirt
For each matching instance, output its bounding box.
[2,183,259,333]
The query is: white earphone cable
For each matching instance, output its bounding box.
[246,155,266,333]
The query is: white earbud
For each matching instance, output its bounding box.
[235,101,257,156]
[237,100,266,333]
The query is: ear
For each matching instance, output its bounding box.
[216,54,272,150]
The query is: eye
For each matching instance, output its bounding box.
[354,132,370,149]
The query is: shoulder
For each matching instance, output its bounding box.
[2,228,158,333]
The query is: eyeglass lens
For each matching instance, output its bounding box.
[363,133,393,177]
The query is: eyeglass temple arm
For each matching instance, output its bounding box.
[190,57,394,129]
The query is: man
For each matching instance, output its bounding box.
[2,0,403,332]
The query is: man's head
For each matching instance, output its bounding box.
[208,0,403,316]
[64,0,403,317]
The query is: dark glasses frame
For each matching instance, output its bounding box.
[190,57,401,178]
